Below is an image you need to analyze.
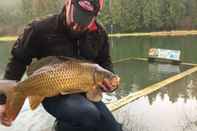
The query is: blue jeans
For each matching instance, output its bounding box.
[42,94,122,131]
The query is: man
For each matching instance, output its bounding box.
[0,0,122,131]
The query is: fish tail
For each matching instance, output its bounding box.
[5,92,26,121]
[0,80,25,122]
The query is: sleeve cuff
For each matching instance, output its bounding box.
[0,94,6,104]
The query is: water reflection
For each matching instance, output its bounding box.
[114,72,197,131]
[111,36,197,63]
[114,60,191,98]
[148,72,197,104]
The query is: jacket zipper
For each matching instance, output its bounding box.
[77,40,80,57]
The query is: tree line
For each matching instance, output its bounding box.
[0,0,197,35]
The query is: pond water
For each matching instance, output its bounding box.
[114,72,197,131]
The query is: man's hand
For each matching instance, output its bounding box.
[99,76,120,92]
[98,79,113,92]
[0,104,12,126]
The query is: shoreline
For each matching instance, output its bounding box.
[0,30,197,42]
[0,36,18,42]
[109,30,197,37]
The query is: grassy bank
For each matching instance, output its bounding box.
[109,30,197,37]
[0,36,17,42]
[0,30,197,42]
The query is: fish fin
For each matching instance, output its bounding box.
[28,96,45,110]
[60,89,83,95]
[5,92,26,123]
[27,56,94,76]
[60,92,71,95]
[0,80,19,124]
[86,86,102,102]
[57,56,93,63]
[27,56,63,76]
[57,56,81,61]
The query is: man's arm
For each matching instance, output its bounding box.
[96,30,114,72]
[0,23,37,104]
[95,30,117,92]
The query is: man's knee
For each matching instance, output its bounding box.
[44,94,101,127]
[76,104,100,127]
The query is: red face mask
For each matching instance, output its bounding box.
[65,0,104,32]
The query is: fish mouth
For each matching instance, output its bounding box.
[100,75,120,92]
[111,75,120,87]
[109,75,120,92]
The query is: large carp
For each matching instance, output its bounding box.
[0,56,120,126]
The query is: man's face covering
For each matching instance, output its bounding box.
[65,0,104,32]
